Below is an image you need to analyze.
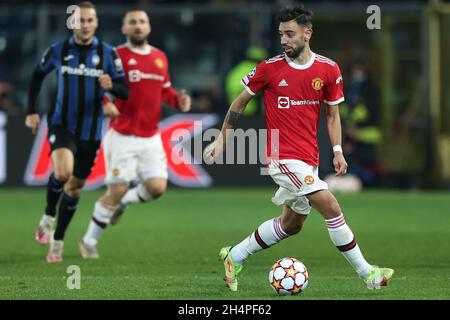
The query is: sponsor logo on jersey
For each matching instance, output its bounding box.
[278,96,290,109]
[311,77,324,90]
[278,96,320,109]
[128,70,165,83]
[278,79,289,87]
[304,175,314,185]
[154,58,164,69]
[61,64,103,77]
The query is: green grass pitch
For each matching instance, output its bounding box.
[0,188,449,300]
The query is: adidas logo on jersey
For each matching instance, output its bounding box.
[128,58,137,65]
[278,79,289,87]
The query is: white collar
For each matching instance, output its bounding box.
[126,43,152,55]
[285,52,316,70]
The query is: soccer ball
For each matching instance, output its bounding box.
[269,257,309,295]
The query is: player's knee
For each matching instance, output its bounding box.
[280,215,304,235]
[53,170,71,182]
[282,220,303,235]
[327,198,342,217]
[66,187,82,198]
[106,184,128,204]
[149,185,166,199]
[64,180,85,198]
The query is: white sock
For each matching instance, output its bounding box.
[231,217,289,264]
[121,183,152,205]
[83,201,116,246]
[325,214,372,278]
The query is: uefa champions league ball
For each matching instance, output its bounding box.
[269,257,309,295]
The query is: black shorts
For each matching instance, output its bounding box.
[47,126,101,180]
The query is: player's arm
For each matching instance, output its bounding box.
[326,104,348,176]
[99,75,129,100]
[162,86,191,112]
[99,47,129,100]
[204,89,253,160]
[26,46,55,134]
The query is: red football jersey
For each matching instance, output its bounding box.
[241,52,344,166]
[109,44,179,137]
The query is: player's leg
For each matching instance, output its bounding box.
[47,175,84,263]
[306,189,394,289]
[111,133,168,224]
[80,129,137,257]
[80,183,128,258]
[220,205,307,292]
[36,126,76,245]
[48,140,100,263]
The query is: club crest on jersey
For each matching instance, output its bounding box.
[154,58,164,69]
[304,175,314,185]
[92,54,100,66]
[311,77,324,90]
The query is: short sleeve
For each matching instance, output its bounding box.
[240,61,268,96]
[108,47,125,80]
[323,64,345,106]
[38,46,56,74]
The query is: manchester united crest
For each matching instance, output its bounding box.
[311,77,324,90]
[154,58,164,69]
[304,175,315,185]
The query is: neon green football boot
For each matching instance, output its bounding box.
[218,246,243,292]
[364,266,394,289]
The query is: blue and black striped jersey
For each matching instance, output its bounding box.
[38,36,125,141]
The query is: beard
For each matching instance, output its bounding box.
[285,47,302,59]
[284,39,306,59]
[129,34,147,46]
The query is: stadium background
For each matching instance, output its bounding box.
[0,0,450,301]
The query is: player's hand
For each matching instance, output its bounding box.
[178,90,191,112]
[25,114,40,135]
[333,152,348,176]
[99,74,113,90]
[204,135,224,162]
[103,102,120,118]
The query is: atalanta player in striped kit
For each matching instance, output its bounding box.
[205,5,394,291]
[25,2,129,263]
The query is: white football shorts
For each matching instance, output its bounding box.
[103,129,168,185]
[268,159,328,215]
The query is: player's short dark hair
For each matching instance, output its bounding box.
[276,4,313,28]
[123,8,150,23]
[76,1,96,10]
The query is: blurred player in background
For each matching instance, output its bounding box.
[79,9,191,258]
[205,5,394,291]
[25,2,128,263]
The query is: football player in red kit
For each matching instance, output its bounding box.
[80,9,191,258]
[205,5,394,292]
